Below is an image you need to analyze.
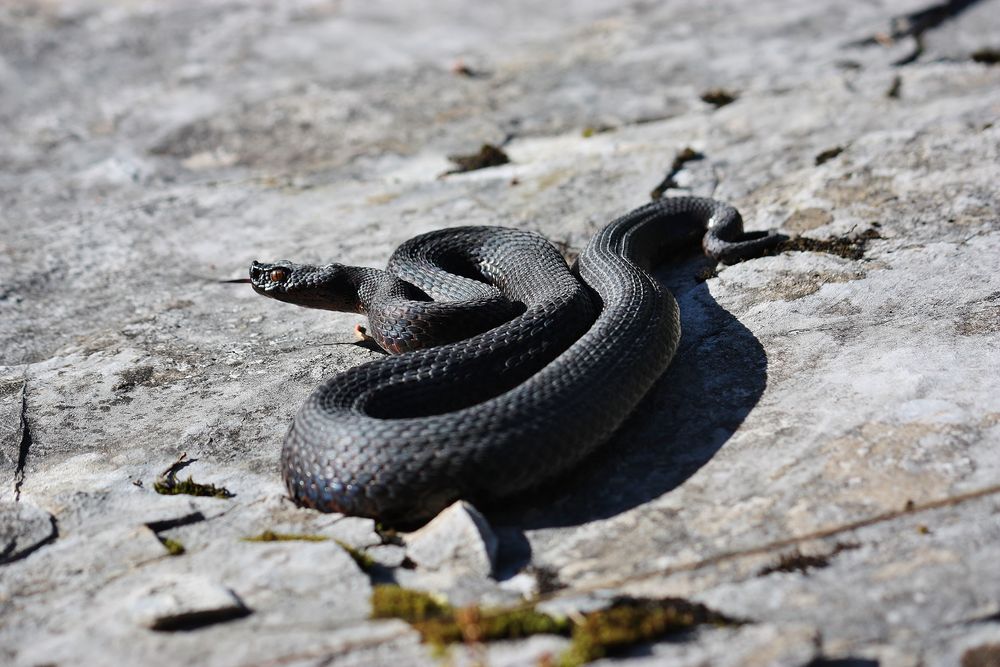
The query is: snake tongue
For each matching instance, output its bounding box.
[221,278,253,284]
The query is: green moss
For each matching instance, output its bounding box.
[971,48,1000,65]
[372,585,452,623]
[371,586,735,663]
[444,144,510,174]
[153,475,233,499]
[439,606,567,646]
[561,597,737,666]
[372,585,567,648]
[159,537,185,556]
[335,540,376,572]
[886,74,903,99]
[700,88,737,108]
[695,265,719,282]
[758,542,860,576]
[374,522,405,546]
[242,530,328,542]
[770,227,882,261]
[759,549,831,575]
[814,146,845,165]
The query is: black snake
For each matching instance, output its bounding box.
[246,196,783,524]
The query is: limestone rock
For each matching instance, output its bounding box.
[1,0,999,664]
[405,501,498,577]
[0,378,26,492]
[0,501,55,563]
[596,623,820,667]
[127,574,249,631]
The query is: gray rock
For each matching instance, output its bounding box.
[367,543,409,569]
[221,537,372,627]
[0,501,55,563]
[497,571,539,598]
[447,635,572,667]
[404,501,497,577]
[590,624,819,667]
[127,574,249,631]
[0,377,25,494]
[536,592,619,619]
[1,0,999,664]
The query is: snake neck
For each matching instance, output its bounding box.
[252,263,421,314]
[301,265,383,314]
[352,267,426,315]
[305,265,424,315]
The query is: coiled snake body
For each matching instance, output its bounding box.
[248,197,782,524]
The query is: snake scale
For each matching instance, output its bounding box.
[248,196,783,524]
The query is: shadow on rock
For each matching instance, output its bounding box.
[490,253,771,533]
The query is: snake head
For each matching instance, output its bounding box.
[248,260,360,312]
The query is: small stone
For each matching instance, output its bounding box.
[498,572,539,598]
[367,543,409,568]
[0,501,56,563]
[536,592,617,619]
[128,574,250,631]
[404,501,497,577]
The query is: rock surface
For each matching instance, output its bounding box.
[128,574,249,631]
[2,0,1000,665]
[404,501,498,576]
[0,501,55,563]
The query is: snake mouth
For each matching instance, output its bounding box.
[247,261,294,293]
[246,262,268,292]
[249,261,266,284]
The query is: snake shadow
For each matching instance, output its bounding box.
[489,252,771,560]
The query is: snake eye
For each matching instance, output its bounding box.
[269,268,288,283]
